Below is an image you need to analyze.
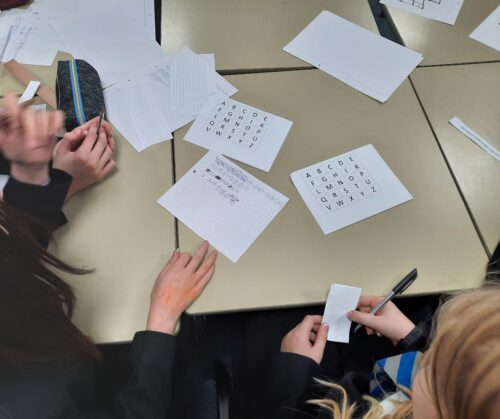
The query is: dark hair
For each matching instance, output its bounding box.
[0,202,100,366]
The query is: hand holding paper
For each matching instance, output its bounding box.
[347,296,416,345]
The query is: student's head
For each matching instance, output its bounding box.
[0,203,100,367]
[411,285,500,419]
[310,285,500,419]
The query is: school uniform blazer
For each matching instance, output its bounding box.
[259,321,431,419]
[0,156,177,419]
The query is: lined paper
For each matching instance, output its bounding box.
[170,53,216,121]
[157,152,289,262]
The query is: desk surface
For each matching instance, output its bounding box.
[173,70,487,315]
[411,63,500,254]
[161,0,377,71]
[52,137,175,344]
[383,0,500,66]
[0,55,177,344]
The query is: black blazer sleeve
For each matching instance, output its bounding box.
[259,352,324,419]
[79,331,176,419]
[2,169,71,227]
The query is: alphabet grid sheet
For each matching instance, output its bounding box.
[290,145,413,234]
[184,94,292,171]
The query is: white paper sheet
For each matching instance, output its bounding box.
[449,117,500,162]
[323,284,362,343]
[291,144,413,234]
[283,11,422,102]
[470,5,500,52]
[157,152,289,262]
[169,53,216,122]
[18,80,40,104]
[184,94,292,172]
[380,0,464,25]
[49,1,166,87]
[29,104,47,111]
[0,10,59,66]
[104,72,173,152]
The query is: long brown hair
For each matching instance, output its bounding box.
[0,202,100,367]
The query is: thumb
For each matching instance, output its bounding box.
[348,310,379,330]
[61,128,84,149]
[313,323,329,353]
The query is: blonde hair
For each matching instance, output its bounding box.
[310,285,500,419]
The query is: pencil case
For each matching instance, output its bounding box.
[56,59,106,132]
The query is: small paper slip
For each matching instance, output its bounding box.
[380,0,464,25]
[29,104,47,111]
[470,6,500,52]
[323,284,362,343]
[291,144,413,235]
[184,94,293,172]
[449,117,500,162]
[157,152,289,262]
[18,80,40,104]
[283,11,422,102]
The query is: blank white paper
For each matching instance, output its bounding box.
[323,284,362,343]
[157,152,289,262]
[470,6,500,52]
[283,11,422,102]
[381,0,464,25]
[291,144,413,235]
[184,94,293,172]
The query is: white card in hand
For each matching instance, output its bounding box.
[157,152,289,262]
[290,144,413,235]
[184,94,293,172]
[323,284,361,343]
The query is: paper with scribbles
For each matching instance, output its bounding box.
[157,152,289,262]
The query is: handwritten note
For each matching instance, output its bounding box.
[323,284,362,343]
[157,152,289,262]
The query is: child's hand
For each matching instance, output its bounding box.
[146,241,217,335]
[347,296,416,345]
[53,123,116,199]
[280,315,329,365]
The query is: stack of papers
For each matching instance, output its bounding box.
[283,11,423,102]
[104,48,238,152]
[158,152,289,262]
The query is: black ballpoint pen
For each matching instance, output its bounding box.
[353,268,418,333]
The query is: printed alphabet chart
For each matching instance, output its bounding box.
[290,145,413,234]
[184,94,293,171]
[158,152,289,262]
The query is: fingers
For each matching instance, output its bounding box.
[299,315,323,332]
[79,125,99,154]
[187,241,209,272]
[194,248,217,279]
[99,159,116,179]
[50,111,64,136]
[357,295,383,309]
[194,263,216,294]
[312,323,329,353]
[3,93,21,130]
[20,108,36,149]
[97,146,113,171]
[347,310,379,331]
